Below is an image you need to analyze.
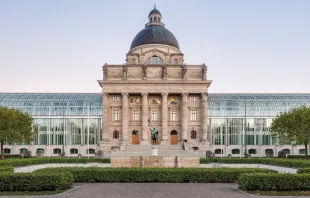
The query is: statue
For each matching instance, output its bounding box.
[102,63,108,79]
[142,64,147,78]
[150,128,158,144]
[182,64,187,79]
[201,63,207,80]
[162,65,167,78]
[122,64,128,80]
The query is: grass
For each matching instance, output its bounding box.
[247,190,310,196]
[0,190,66,196]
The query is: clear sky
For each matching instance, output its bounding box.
[1,0,309,93]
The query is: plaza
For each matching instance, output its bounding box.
[1,7,310,158]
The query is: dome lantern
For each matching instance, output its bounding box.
[146,5,164,27]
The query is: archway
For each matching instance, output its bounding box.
[170,130,178,145]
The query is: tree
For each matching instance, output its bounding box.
[0,107,37,159]
[270,106,310,158]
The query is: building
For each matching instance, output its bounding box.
[1,7,310,157]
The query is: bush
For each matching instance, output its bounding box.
[0,158,110,167]
[3,155,23,159]
[297,167,310,173]
[0,172,73,191]
[0,166,13,173]
[35,167,277,183]
[278,151,286,158]
[238,173,310,191]
[200,158,310,168]
[287,155,309,159]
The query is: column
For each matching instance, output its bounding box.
[161,93,168,142]
[181,93,189,140]
[141,93,148,142]
[121,92,129,142]
[201,93,209,142]
[102,93,109,142]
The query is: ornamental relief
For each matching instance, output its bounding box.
[129,97,141,105]
[149,97,161,106]
[168,96,180,105]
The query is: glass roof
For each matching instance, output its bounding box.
[1,93,310,117]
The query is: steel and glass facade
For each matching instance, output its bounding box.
[1,93,310,157]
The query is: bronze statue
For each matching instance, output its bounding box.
[150,128,158,144]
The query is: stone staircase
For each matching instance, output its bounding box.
[111,143,199,157]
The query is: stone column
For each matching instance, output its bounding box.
[161,93,168,143]
[121,92,129,143]
[201,93,209,142]
[141,93,148,143]
[181,93,189,140]
[102,93,109,142]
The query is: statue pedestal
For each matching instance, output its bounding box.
[151,145,158,156]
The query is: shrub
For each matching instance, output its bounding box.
[238,173,310,191]
[3,154,23,159]
[297,167,310,173]
[287,155,309,159]
[278,151,286,158]
[0,158,110,167]
[35,167,277,183]
[0,166,13,173]
[0,172,73,191]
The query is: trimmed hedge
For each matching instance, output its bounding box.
[297,167,310,173]
[239,173,310,191]
[3,154,23,159]
[287,155,310,159]
[0,166,13,173]
[0,172,74,191]
[0,158,110,167]
[200,158,310,168]
[35,167,277,183]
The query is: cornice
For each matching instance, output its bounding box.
[98,80,212,85]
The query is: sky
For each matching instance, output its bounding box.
[0,0,309,93]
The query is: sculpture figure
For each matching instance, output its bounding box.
[142,64,147,78]
[122,64,128,79]
[182,64,187,79]
[102,63,108,79]
[150,128,158,144]
[162,65,167,78]
[201,63,207,80]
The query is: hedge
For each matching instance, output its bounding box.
[35,167,277,183]
[238,173,310,191]
[200,158,310,168]
[3,154,23,159]
[0,158,110,167]
[0,172,74,191]
[297,167,310,173]
[0,166,13,173]
[287,155,310,159]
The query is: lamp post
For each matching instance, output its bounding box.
[244,98,248,157]
[62,96,66,157]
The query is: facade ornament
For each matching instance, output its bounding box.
[201,63,207,80]
[142,64,147,78]
[182,64,187,80]
[102,63,108,79]
[122,64,128,80]
[162,64,167,79]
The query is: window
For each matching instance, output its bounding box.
[248,149,257,154]
[174,59,178,64]
[36,148,44,154]
[112,96,120,102]
[191,130,197,139]
[113,130,120,139]
[170,111,178,121]
[151,111,158,121]
[158,18,161,22]
[299,149,305,154]
[232,149,240,154]
[190,96,197,102]
[20,148,27,154]
[53,148,61,154]
[132,110,139,121]
[146,56,163,65]
[215,149,222,154]
[87,148,95,154]
[190,110,197,121]
[113,110,120,121]
[3,148,10,154]
[282,149,290,154]
[132,59,136,64]
[70,148,78,154]
[154,17,157,22]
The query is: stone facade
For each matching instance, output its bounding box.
[98,8,212,153]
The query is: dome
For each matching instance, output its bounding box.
[130,25,180,50]
[149,8,161,16]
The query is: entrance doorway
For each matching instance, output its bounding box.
[132,130,139,144]
[170,130,178,145]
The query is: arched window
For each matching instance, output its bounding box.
[215,149,222,154]
[282,149,290,154]
[170,130,178,135]
[248,149,257,154]
[20,148,27,154]
[191,130,197,139]
[36,148,44,154]
[154,17,157,22]
[299,149,305,154]
[87,149,95,154]
[174,59,178,64]
[132,59,136,65]
[146,56,163,65]
[232,149,240,154]
[265,149,273,154]
[70,148,78,154]
[53,148,61,154]
[3,148,11,154]
[113,130,120,139]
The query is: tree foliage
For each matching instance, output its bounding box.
[270,106,310,158]
[0,107,37,159]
